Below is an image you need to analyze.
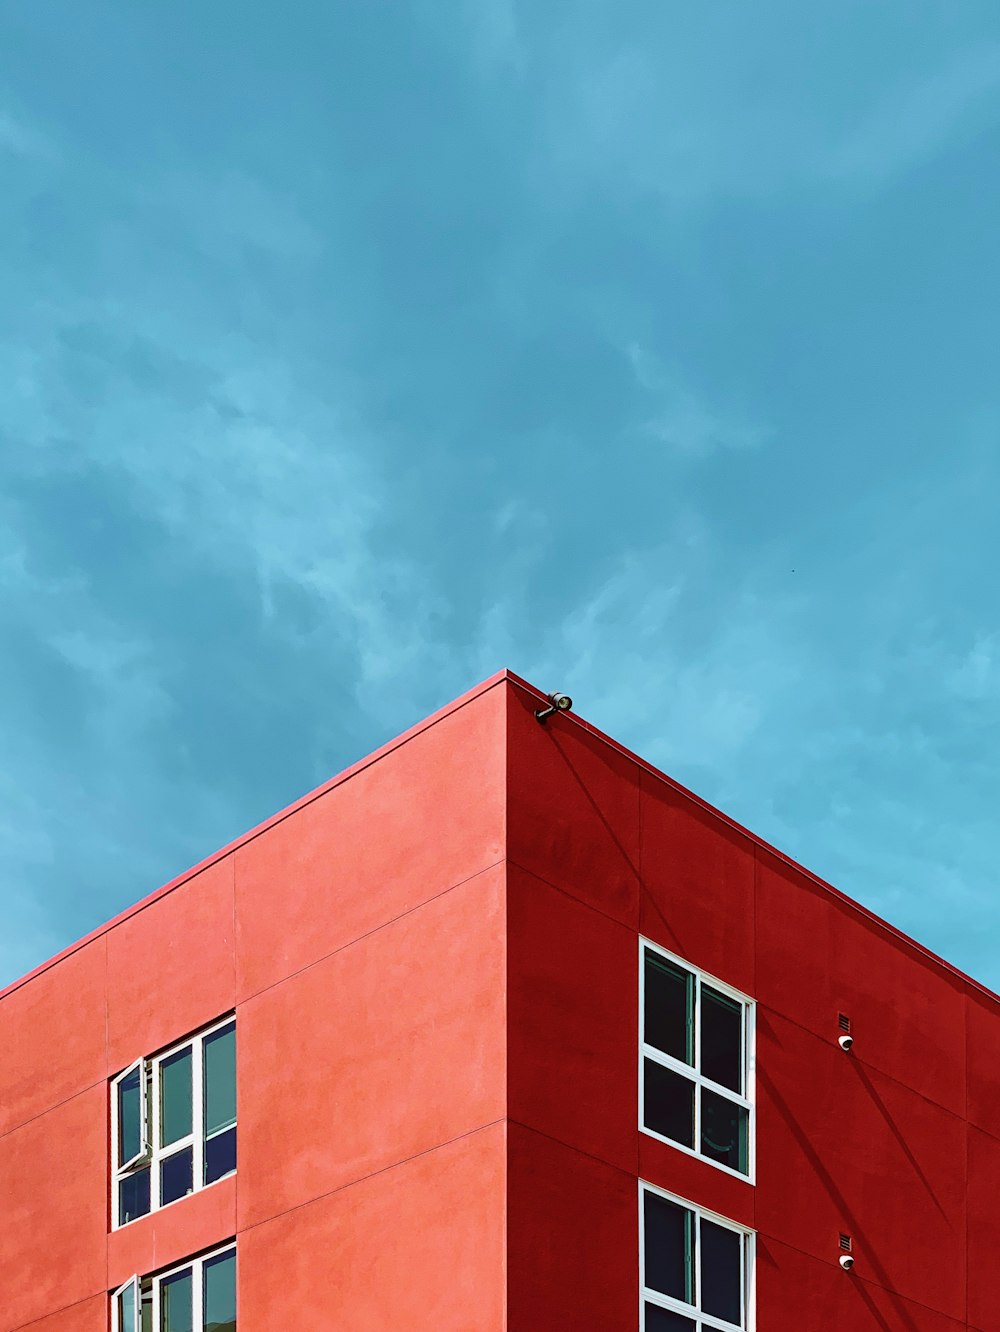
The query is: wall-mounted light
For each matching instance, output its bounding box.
[535,691,573,723]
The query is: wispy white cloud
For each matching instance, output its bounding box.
[482,430,1000,981]
[826,43,1000,184]
[7,316,449,717]
[949,633,999,701]
[144,168,325,262]
[0,148,468,982]
[468,0,524,73]
[627,343,769,456]
[2,0,999,998]
[0,107,50,160]
[536,17,1000,205]
[508,539,804,778]
[420,0,525,74]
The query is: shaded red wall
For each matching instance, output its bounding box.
[505,675,998,1332]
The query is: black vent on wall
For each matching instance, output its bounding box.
[838,1013,852,1033]
[839,1234,853,1252]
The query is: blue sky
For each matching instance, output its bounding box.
[1,1,999,991]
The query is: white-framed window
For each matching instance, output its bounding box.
[111,1015,236,1228]
[113,1241,236,1332]
[640,939,754,1181]
[640,1183,754,1331]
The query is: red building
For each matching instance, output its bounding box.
[1,669,998,1331]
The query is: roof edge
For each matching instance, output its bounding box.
[504,672,1000,1010]
[0,669,514,1004]
[6,666,996,1013]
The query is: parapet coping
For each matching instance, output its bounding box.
[3,667,997,1012]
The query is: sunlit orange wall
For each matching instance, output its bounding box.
[0,679,507,1332]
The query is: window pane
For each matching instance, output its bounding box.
[644,1059,695,1149]
[141,1289,153,1332]
[118,1283,137,1332]
[206,1125,237,1185]
[160,1145,194,1205]
[204,1023,236,1136]
[701,1219,743,1327]
[700,1088,749,1175]
[701,986,743,1093]
[645,1305,696,1331]
[644,951,694,1065]
[161,1269,194,1332]
[119,1167,151,1224]
[118,1067,143,1166]
[204,1249,236,1332]
[643,1192,694,1303]
[160,1047,193,1147]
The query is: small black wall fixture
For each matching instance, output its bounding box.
[839,1233,855,1270]
[535,691,573,723]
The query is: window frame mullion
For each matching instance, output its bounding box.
[640,938,755,1183]
[640,1181,753,1332]
[151,1054,161,1212]
[693,977,702,1161]
[194,1028,206,1193]
[195,1250,205,1332]
[110,1012,236,1231]
[111,1274,139,1332]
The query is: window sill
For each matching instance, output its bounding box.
[111,1167,237,1233]
[639,1123,756,1187]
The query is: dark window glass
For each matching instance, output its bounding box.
[644,952,694,1065]
[643,1192,694,1302]
[700,1088,749,1175]
[204,1023,236,1137]
[161,1269,193,1332]
[701,986,743,1093]
[204,1249,236,1332]
[161,1145,194,1205]
[644,1059,695,1149]
[701,1219,743,1326]
[119,1167,151,1224]
[645,1305,696,1331]
[205,1126,237,1184]
[160,1047,193,1147]
[118,1066,143,1166]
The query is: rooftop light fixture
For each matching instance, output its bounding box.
[535,691,573,724]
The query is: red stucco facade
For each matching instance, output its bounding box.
[1,669,997,1330]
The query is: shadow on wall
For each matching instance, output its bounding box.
[756,1062,921,1332]
[848,1058,949,1221]
[549,728,642,878]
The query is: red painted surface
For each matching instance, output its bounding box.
[15,1298,108,1332]
[0,935,107,1137]
[756,1235,967,1331]
[0,1083,108,1330]
[236,861,505,1231]
[639,772,756,997]
[234,684,505,1000]
[107,1175,237,1291]
[507,1121,638,1329]
[239,1124,506,1329]
[106,855,236,1075]
[1,669,998,1330]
